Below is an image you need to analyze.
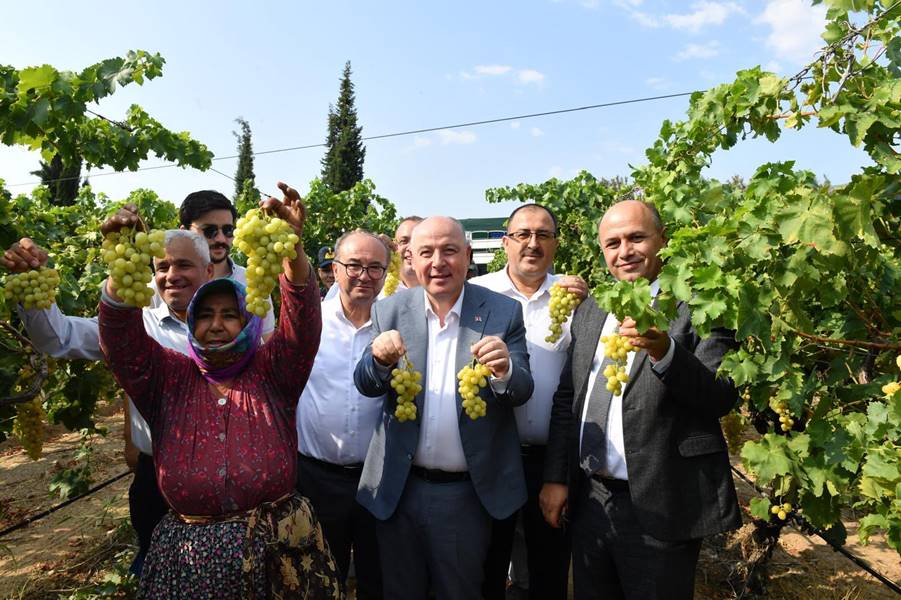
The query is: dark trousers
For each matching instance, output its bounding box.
[483,447,571,600]
[128,452,169,576]
[376,474,491,600]
[296,453,383,600]
[572,476,702,600]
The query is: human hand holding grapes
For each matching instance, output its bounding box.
[555,275,588,301]
[471,336,510,379]
[2,238,49,272]
[371,330,407,367]
[618,316,670,361]
[99,205,165,307]
[257,181,309,286]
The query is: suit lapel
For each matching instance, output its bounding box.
[399,291,428,413]
[457,284,489,417]
[573,301,605,416]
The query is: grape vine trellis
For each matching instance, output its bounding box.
[487,0,901,563]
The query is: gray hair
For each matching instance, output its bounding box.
[334,229,392,265]
[164,229,211,266]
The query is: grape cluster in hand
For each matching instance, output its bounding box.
[3,267,60,310]
[600,333,634,396]
[391,356,422,422]
[546,283,580,343]
[234,209,299,317]
[102,229,165,307]
[458,359,491,420]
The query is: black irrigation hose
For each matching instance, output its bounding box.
[0,470,131,540]
[730,465,901,595]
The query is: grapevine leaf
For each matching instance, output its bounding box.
[741,434,793,483]
[749,497,772,521]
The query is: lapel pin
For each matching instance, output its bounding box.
[474,315,482,322]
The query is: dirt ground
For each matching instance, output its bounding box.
[0,405,898,599]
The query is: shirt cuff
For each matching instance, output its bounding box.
[650,337,676,374]
[373,357,392,379]
[488,363,513,394]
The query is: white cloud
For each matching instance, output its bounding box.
[517,69,545,85]
[510,121,521,130]
[437,129,477,145]
[673,40,721,61]
[645,76,672,90]
[580,0,600,9]
[757,0,827,64]
[621,1,743,32]
[413,136,432,148]
[530,127,545,137]
[548,166,565,178]
[764,60,782,73]
[474,64,512,76]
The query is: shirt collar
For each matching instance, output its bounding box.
[324,291,373,329]
[499,265,555,300]
[649,279,661,299]
[150,301,187,330]
[423,286,465,323]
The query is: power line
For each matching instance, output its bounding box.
[6,91,698,189]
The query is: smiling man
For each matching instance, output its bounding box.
[296,230,391,599]
[354,216,534,600]
[540,200,741,600]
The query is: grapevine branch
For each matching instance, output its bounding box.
[790,327,901,351]
[0,321,48,407]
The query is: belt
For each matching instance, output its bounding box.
[590,473,629,491]
[520,444,547,460]
[174,491,294,525]
[410,465,471,483]
[298,453,364,475]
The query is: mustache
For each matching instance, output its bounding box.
[521,249,543,257]
[210,243,230,251]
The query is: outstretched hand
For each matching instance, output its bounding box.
[100,204,142,237]
[261,182,306,237]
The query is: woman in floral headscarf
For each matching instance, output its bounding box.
[98,183,341,600]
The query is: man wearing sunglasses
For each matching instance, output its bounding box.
[470,203,587,600]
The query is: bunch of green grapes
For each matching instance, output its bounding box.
[101,228,166,307]
[13,397,46,461]
[383,251,402,297]
[721,410,745,454]
[545,283,580,343]
[600,333,634,395]
[234,209,299,317]
[3,267,60,309]
[458,359,491,420]
[770,501,793,522]
[390,356,422,422]
[771,397,794,432]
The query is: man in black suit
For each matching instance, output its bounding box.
[540,200,742,599]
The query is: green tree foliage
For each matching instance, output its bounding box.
[0,50,213,172]
[320,61,366,193]
[30,153,83,206]
[232,117,255,212]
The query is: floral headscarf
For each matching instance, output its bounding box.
[186,278,263,383]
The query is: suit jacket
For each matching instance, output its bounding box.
[544,296,742,541]
[354,283,534,521]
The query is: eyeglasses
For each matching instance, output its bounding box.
[333,260,387,279]
[506,230,556,243]
[198,224,235,239]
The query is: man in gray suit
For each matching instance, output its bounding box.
[540,200,742,599]
[354,216,534,600]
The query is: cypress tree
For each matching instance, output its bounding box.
[233,117,255,202]
[30,154,82,206]
[321,61,365,192]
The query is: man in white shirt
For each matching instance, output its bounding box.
[354,217,534,600]
[392,215,423,291]
[470,204,587,600]
[296,230,391,599]
[2,223,214,576]
[540,201,741,599]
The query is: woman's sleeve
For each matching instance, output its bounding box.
[258,270,322,405]
[98,293,171,428]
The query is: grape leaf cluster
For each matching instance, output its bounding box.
[458,359,491,420]
[3,267,60,310]
[234,208,299,317]
[101,228,165,307]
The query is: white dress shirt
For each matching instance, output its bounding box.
[469,267,570,445]
[149,257,275,334]
[414,289,469,471]
[297,294,385,465]
[19,301,191,456]
[578,280,675,480]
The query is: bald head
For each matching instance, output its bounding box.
[411,216,471,308]
[598,200,666,282]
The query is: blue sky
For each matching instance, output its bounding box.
[0,0,872,219]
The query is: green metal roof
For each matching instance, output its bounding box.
[458,217,506,232]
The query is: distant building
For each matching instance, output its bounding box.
[459,217,506,276]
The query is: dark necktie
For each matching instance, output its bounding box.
[579,353,617,477]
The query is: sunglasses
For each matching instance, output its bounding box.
[198,224,235,239]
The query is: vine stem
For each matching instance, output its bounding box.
[790,328,901,351]
[0,322,49,407]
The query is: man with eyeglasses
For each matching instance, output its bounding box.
[296,230,391,599]
[470,203,587,600]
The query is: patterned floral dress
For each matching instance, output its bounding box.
[100,273,341,599]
